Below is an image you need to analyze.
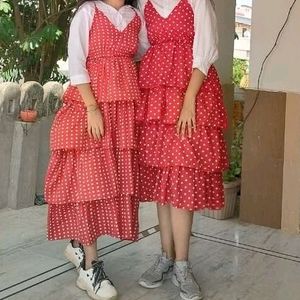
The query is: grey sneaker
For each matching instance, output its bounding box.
[138,253,174,288]
[172,261,203,300]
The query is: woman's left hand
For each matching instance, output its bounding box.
[176,92,197,138]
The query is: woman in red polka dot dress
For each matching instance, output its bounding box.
[136,1,228,299]
[44,1,148,299]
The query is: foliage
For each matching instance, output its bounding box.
[223,122,243,183]
[232,58,248,86]
[0,0,77,83]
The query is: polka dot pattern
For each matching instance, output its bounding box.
[138,123,228,172]
[48,196,139,245]
[50,101,136,151]
[136,0,229,210]
[139,165,224,211]
[139,0,194,91]
[45,9,141,245]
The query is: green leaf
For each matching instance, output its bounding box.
[0,0,76,82]
[234,168,241,176]
[0,0,11,13]
[41,24,63,43]
[0,16,15,44]
[232,58,248,86]
[21,41,30,52]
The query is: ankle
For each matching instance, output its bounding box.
[162,249,175,260]
[174,260,191,273]
[84,258,98,270]
[82,241,98,270]
[71,239,81,248]
[175,257,188,263]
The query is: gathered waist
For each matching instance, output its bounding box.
[87,55,133,64]
[139,39,193,89]
[150,38,193,48]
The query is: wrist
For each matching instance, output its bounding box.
[86,104,99,113]
[185,87,197,97]
[184,92,196,103]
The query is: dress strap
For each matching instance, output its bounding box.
[129,6,141,25]
[93,1,99,13]
[130,6,139,17]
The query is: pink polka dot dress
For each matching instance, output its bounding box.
[45,8,141,245]
[137,0,229,211]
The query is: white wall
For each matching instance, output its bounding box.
[234,38,251,60]
[249,0,300,94]
[214,0,236,85]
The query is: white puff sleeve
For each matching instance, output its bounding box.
[191,0,219,76]
[68,3,95,85]
[134,7,150,61]
[137,0,147,16]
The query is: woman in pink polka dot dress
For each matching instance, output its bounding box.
[137,1,228,299]
[44,1,148,299]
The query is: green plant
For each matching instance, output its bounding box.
[223,122,243,183]
[0,0,77,84]
[232,58,248,86]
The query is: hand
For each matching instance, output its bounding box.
[87,107,104,140]
[176,92,196,138]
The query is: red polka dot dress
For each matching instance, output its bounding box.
[45,8,141,245]
[137,0,229,210]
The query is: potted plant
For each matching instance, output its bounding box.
[19,82,44,122]
[20,108,38,122]
[200,123,243,220]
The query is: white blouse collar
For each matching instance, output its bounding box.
[96,1,133,14]
[145,0,181,18]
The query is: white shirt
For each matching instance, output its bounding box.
[138,0,219,75]
[68,1,149,85]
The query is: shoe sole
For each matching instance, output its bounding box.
[138,271,173,289]
[138,279,163,289]
[64,248,81,271]
[171,275,203,300]
[76,276,118,300]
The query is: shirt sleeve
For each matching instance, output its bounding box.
[134,7,150,61]
[191,0,219,76]
[68,3,94,85]
[137,0,147,16]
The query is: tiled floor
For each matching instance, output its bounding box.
[1,204,300,300]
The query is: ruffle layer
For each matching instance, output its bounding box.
[45,148,139,205]
[48,196,139,245]
[50,100,136,151]
[138,165,225,211]
[138,123,228,173]
[137,66,227,127]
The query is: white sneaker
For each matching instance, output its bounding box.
[64,240,84,270]
[76,260,118,300]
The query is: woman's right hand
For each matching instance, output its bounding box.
[87,107,104,140]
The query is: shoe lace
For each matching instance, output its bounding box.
[151,255,168,275]
[91,261,112,293]
[178,264,195,285]
[78,243,84,252]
